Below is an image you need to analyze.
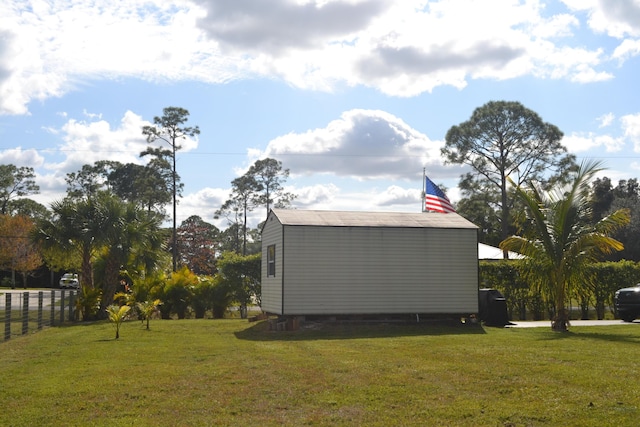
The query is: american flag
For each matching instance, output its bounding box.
[424,176,456,213]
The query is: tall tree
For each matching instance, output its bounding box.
[609,179,640,261]
[590,177,614,222]
[247,158,295,219]
[142,107,200,272]
[0,164,39,214]
[5,198,50,221]
[456,194,501,246]
[216,175,260,255]
[500,161,630,332]
[65,161,124,199]
[176,215,220,275]
[108,162,172,213]
[66,161,171,215]
[589,177,640,261]
[442,101,575,256]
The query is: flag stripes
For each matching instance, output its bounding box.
[424,176,456,213]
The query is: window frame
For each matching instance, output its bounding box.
[267,244,276,277]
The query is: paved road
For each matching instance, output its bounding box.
[507,319,638,328]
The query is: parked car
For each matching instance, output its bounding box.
[614,283,640,322]
[59,273,80,289]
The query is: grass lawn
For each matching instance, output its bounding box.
[1,319,639,426]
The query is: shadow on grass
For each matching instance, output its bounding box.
[235,319,487,341]
[538,329,640,344]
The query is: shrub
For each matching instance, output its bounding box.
[210,275,234,319]
[191,279,214,319]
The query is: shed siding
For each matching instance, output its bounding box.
[281,225,478,315]
[261,213,284,314]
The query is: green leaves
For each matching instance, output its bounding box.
[106,304,131,339]
[501,160,631,331]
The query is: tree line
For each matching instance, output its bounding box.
[0,102,637,330]
[0,107,293,320]
[443,101,633,331]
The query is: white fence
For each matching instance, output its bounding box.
[1,290,77,341]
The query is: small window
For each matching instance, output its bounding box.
[267,244,276,277]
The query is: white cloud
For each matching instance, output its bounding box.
[621,113,640,152]
[562,132,624,153]
[52,111,149,172]
[590,0,640,38]
[39,109,199,187]
[289,183,425,213]
[0,0,233,115]
[195,0,388,54]
[612,38,640,62]
[373,185,421,207]
[260,109,449,181]
[290,183,340,208]
[597,112,615,128]
[0,147,45,168]
[0,0,625,114]
[179,187,229,227]
[83,109,103,120]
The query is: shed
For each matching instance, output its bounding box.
[261,209,479,318]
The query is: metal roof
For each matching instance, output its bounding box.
[270,209,478,229]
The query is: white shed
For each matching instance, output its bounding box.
[261,209,479,318]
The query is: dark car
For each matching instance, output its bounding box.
[614,284,640,322]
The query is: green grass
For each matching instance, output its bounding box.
[1,319,639,426]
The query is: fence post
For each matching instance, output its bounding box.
[4,293,10,341]
[22,292,29,335]
[60,290,66,324]
[50,290,56,326]
[38,291,44,330]
[68,291,76,321]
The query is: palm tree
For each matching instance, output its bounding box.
[137,299,162,330]
[36,193,167,319]
[94,193,166,317]
[35,198,100,291]
[106,304,131,339]
[500,160,630,331]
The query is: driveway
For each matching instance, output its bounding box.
[507,319,638,328]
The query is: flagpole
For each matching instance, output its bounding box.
[421,168,426,212]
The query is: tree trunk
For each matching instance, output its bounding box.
[552,292,569,331]
[81,244,94,289]
[552,308,570,332]
[552,275,569,332]
[595,301,605,320]
[99,256,121,319]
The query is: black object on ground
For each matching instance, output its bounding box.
[478,288,511,327]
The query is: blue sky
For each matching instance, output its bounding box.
[1,0,640,229]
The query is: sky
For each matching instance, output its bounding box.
[1,0,640,229]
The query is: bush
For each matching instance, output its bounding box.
[480,260,529,320]
[480,260,640,320]
[148,268,197,319]
[191,279,214,319]
[587,261,640,319]
[209,275,234,319]
[164,268,198,319]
